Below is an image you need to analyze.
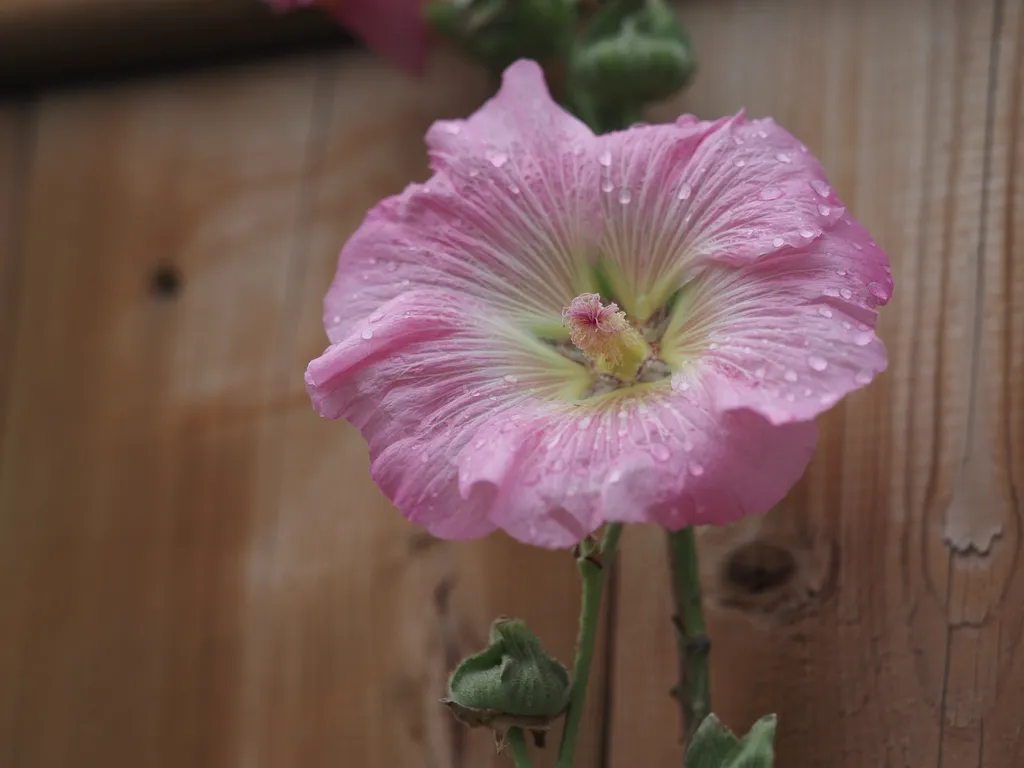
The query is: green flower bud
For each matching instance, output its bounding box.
[685,714,777,768]
[442,617,571,736]
[571,0,696,107]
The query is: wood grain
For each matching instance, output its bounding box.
[610,1,1024,766]
[2,1,1024,767]
[0,50,609,768]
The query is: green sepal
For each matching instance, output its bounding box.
[443,617,571,734]
[685,714,777,768]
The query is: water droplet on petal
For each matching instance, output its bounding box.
[677,182,692,200]
[757,129,768,139]
[489,152,508,168]
[361,328,374,340]
[855,369,873,385]
[784,369,799,382]
[601,178,614,193]
[800,227,816,239]
[817,306,833,318]
[776,152,792,164]
[840,288,853,300]
[619,188,631,204]
[331,314,341,323]
[708,342,719,350]
[370,310,385,322]
[754,366,767,379]
[852,331,873,346]
[689,462,705,477]
[400,279,410,287]
[503,374,518,383]
[808,355,828,371]
[387,262,398,272]
[608,469,622,482]
[853,242,864,250]
[734,158,746,168]
[579,416,593,429]
[818,204,831,216]
[552,458,566,472]
[772,236,786,248]
[811,179,830,197]
[836,268,848,276]
[420,452,430,463]
[651,444,671,462]
[784,392,796,402]
[868,281,887,299]
[599,150,612,167]
[760,186,784,201]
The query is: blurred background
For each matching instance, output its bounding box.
[1,1,1022,766]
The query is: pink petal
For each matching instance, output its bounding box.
[307,288,545,540]
[590,120,719,318]
[322,61,602,345]
[668,226,892,426]
[458,374,818,547]
[593,114,848,318]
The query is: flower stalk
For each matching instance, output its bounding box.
[556,523,623,768]
[667,527,711,741]
[507,728,535,768]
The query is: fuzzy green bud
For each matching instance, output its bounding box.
[571,0,695,108]
[442,617,571,737]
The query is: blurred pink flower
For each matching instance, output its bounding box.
[269,0,428,73]
[306,61,893,548]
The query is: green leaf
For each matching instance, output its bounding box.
[685,714,776,768]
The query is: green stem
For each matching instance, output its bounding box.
[666,526,711,741]
[507,728,534,768]
[556,523,623,768]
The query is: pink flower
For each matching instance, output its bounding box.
[268,0,428,73]
[305,61,892,548]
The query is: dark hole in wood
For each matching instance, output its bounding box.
[150,265,181,298]
[723,541,797,594]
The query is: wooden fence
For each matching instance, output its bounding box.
[1,1,1022,766]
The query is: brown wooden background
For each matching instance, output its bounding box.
[2,0,1023,766]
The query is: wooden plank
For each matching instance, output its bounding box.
[609,0,1024,766]
[0,53,326,768]
[0,48,610,768]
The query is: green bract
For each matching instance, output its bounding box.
[442,617,571,736]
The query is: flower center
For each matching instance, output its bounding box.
[562,293,651,381]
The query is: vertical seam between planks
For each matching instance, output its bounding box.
[936,0,1006,765]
